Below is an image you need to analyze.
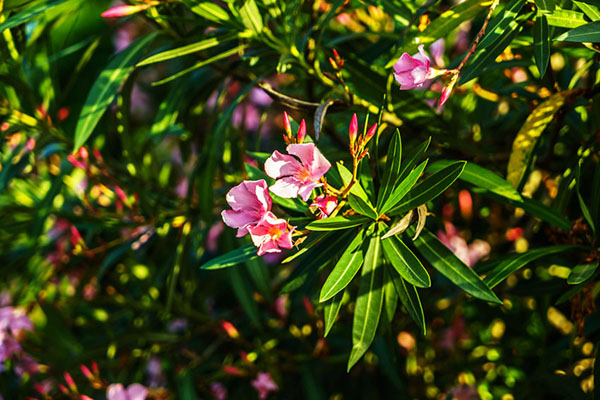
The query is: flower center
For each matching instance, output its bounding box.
[268,226,283,240]
[297,167,312,182]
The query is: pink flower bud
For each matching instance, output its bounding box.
[349,113,358,145]
[438,74,458,107]
[283,111,292,138]
[101,4,152,18]
[58,107,70,121]
[297,119,306,143]
[364,123,377,142]
[80,364,94,380]
[64,372,76,391]
[220,320,240,339]
[333,48,340,61]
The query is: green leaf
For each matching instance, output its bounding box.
[427,161,522,202]
[377,129,402,209]
[507,91,568,188]
[534,12,550,77]
[73,33,157,151]
[389,161,466,216]
[245,257,273,301]
[386,0,493,67]
[382,235,430,288]
[184,0,232,23]
[200,245,257,270]
[348,194,378,220]
[556,20,600,42]
[568,262,599,285]
[546,9,588,29]
[576,159,596,233]
[379,160,428,215]
[137,33,239,66]
[0,0,67,32]
[323,291,344,337]
[337,162,371,204]
[483,245,580,288]
[149,78,188,143]
[397,137,431,183]
[533,0,555,12]
[348,235,384,371]
[460,17,526,84]
[411,227,502,304]
[592,160,600,226]
[387,265,426,335]
[573,1,600,21]
[239,0,264,35]
[307,216,370,231]
[384,273,399,324]
[229,267,261,325]
[477,0,527,50]
[320,229,366,301]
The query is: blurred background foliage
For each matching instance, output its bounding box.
[0,0,599,398]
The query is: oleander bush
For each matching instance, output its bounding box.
[1,0,600,399]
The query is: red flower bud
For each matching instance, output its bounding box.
[349,113,358,145]
[80,364,93,380]
[101,4,152,18]
[333,48,340,61]
[365,123,377,142]
[283,111,292,138]
[297,119,306,143]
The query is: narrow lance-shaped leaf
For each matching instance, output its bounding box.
[576,159,596,233]
[477,0,527,50]
[377,129,402,209]
[348,194,378,220]
[307,216,370,231]
[320,229,366,302]
[397,137,430,183]
[410,227,502,304]
[379,160,428,215]
[568,262,599,285]
[534,12,550,78]
[200,245,258,270]
[382,235,430,288]
[556,21,600,43]
[338,162,371,204]
[387,265,426,335]
[546,9,588,29]
[389,161,466,216]
[384,274,399,324]
[323,291,344,337]
[427,161,522,202]
[347,235,384,371]
[483,245,580,288]
[573,1,600,21]
[238,0,264,35]
[73,33,157,151]
[0,0,68,31]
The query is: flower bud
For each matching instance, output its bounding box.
[297,119,306,143]
[283,111,292,138]
[80,364,93,380]
[101,4,152,18]
[439,73,458,107]
[364,123,377,143]
[349,113,358,146]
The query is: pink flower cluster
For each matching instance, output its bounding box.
[0,305,37,376]
[222,120,335,255]
[106,383,148,400]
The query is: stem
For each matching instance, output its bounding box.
[454,0,500,73]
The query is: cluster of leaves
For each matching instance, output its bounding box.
[0,0,599,398]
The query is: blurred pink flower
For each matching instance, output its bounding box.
[206,222,225,252]
[310,195,338,219]
[274,295,289,319]
[168,318,188,333]
[437,222,490,267]
[252,372,278,400]
[393,45,443,90]
[448,384,480,400]
[210,382,228,400]
[264,143,331,202]
[0,307,32,334]
[106,383,148,400]
[248,212,295,256]
[439,316,469,351]
[146,356,165,388]
[14,353,39,377]
[221,180,272,237]
[430,39,445,67]
[249,87,272,107]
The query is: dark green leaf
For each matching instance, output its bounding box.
[483,245,580,288]
[397,137,430,183]
[382,235,430,288]
[573,1,600,21]
[478,0,527,50]
[534,0,555,12]
[568,262,599,285]
[338,162,371,204]
[534,12,550,77]
[0,0,67,32]
[320,230,366,301]
[323,291,344,337]
[387,265,425,334]
[200,245,257,270]
[348,234,384,371]
[411,227,502,304]
[389,161,466,216]
[379,160,428,215]
[307,216,370,231]
[377,129,402,209]
[73,33,157,151]
[557,20,600,42]
[348,194,378,220]
[576,159,596,233]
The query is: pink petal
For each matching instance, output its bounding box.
[277,230,294,249]
[257,239,281,256]
[269,177,301,199]
[297,181,322,202]
[393,53,423,73]
[264,151,302,179]
[220,210,254,237]
[414,44,431,68]
[126,384,148,400]
[106,384,128,400]
[226,180,268,211]
[287,143,331,180]
[394,71,419,89]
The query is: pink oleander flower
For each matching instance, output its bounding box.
[247,212,295,256]
[310,195,338,219]
[437,222,490,267]
[211,382,228,400]
[264,143,331,202]
[393,45,445,90]
[221,180,272,237]
[106,383,148,400]
[252,372,278,400]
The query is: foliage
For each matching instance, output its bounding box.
[0,0,600,398]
